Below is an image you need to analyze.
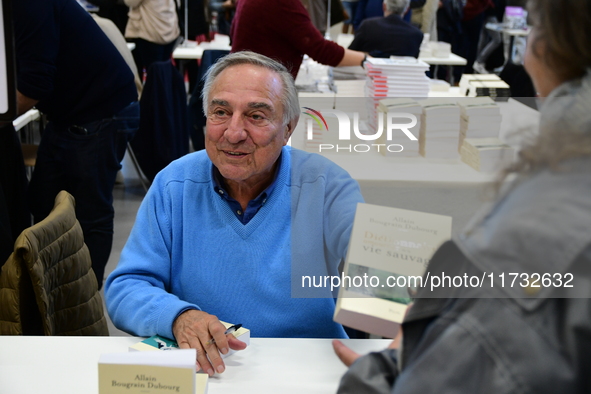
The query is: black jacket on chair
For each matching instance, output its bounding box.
[131,60,189,181]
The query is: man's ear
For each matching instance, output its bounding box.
[283,121,295,144]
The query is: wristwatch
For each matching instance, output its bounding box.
[361,54,367,68]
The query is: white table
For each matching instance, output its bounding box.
[0,336,390,394]
[418,53,467,67]
[419,53,467,85]
[485,22,531,37]
[172,41,232,60]
[295,83,539,233]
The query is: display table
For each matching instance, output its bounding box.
[485,22,530,37]
[294,83,540,233]
[172,40,232,60]
[419,53,467,85]
[0,336,390,394]
[418,52,467,67]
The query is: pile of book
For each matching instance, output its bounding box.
[460,138,515,172]
[457,97,502,149]
[365,57,430,99]
[459,74,511,101]
[374,98,423,157]
[418,98,461,159]
[364,57,430,144]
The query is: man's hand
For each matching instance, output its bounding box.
[172,310,247,376]
[17,91,38,116]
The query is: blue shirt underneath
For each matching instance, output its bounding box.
[212,154,282,224]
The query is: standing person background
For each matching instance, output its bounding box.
[124,0,181,76]
[86,0,130,34]
[230,0,366,80]
[436,0,466,80]
[410,0,438,40]
[334,0,591,392]
[13,0,139,289]
[460,0,494,73]
[352,0,383,31]
[342,0,361,33]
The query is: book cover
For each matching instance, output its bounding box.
[334,203,452,338]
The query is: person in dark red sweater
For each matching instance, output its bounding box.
[230,0,366,79]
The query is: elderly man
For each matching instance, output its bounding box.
[349,0,424,58]
[105,51,364,376]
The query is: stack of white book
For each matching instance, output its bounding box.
[460,138,515,172]
[418,98,461,159]
[457,97,502,150]
[365,57,430,99]
[364,57,430,144]
[459,74,511,101]
[373,98,422,157]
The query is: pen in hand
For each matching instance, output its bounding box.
[206,324,242,345]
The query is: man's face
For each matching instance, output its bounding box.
[205,64,292,189]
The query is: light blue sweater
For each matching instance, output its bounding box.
[105,146,363,339]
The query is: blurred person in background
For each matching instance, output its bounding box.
[342,0,360,34]
[230,0,366,80]
[349,0,423,58]
[13,0,139,288]
[124,0,181,76]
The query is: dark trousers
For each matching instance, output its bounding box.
[131,38,177,77]
[27,101,139,288]
[0,123,31,263]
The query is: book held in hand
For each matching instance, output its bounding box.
[334,203,452,338]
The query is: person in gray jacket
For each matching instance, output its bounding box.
[333,0,591,392]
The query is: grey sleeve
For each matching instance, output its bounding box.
[336,349,399,394]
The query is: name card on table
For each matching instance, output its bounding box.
[99,349,208,394]
[334,203,452,338]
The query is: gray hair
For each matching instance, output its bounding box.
[201,51,300,127]
[384,0,410,15]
